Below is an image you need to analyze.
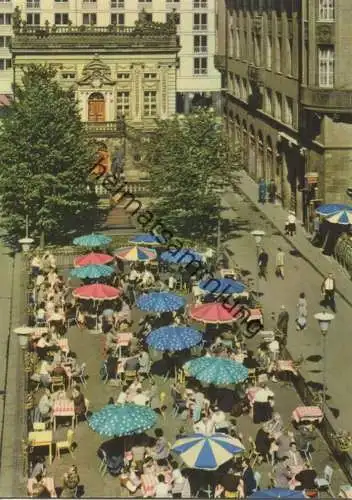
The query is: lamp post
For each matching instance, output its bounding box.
[18,214,34,253]
[314,312,334,413]
[251,230,266,296]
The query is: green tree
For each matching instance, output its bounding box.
[0,64,99,248]
[143,108,241,241]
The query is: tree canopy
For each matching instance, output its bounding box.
[143,108,241,241]
[0,64,99,248]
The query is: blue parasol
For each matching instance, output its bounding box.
[136,291,186,313]
[199,277,246,295]
[88,403,157,437]
[249,488,305,498]
[316,203,352,225]
[129,233,166,246]
[146,325,202,351]
[70,264,114,279]
[73,233,112,247]
[160,248,203,265]
[171,433,245,470]
[184,356,248,385]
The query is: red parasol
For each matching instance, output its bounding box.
[73,284,121,301]
[74,252,114,267]
[189,302,238,324]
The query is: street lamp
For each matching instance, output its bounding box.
[18,214,34,253]
[314,311,334,413]
[251,230,266,296]
[14,326,34,350]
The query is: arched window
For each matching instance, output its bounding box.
[235,115,241,144]
[249,125,256,176]
[242,120,248,166]
[88,92,105,122]
[266,136,273,180]
[257,131,264,179]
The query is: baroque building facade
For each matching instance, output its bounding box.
[215,0,352,225]
[0,0,220,114]
[11,14,180,178]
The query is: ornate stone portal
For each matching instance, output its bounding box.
[77,54,116,88]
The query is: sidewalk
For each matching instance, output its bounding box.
[237,170,352,308]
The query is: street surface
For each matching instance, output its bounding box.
[222,188,352,432]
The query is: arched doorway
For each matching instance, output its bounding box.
[257,131,264,179]
[266,136,274,182]
[235,115,241,145]
[249,125,256,177]
[88,92,105,122]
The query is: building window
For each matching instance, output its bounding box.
[0,14,11,24]
[83,0,96,3]
[274,92,282,121]
[0,59,11,70]
[193,0,207,7]
[138,0,152,2]
[228,72,234,92]
[243,30,248,60]
[286,38,293,75]
[319,0,334,21]
[26,13,40,25]
[254,34,261,66]
[117,91,130,116]
[111,13,124,25]
[166,12,180,24]
[264,87,273,115]
[111,0,124,7]
[54,0,68,2]
[235,28,240,58]
[193,57,207,75]
[275,37,281,72]
[194,35,207,54]
[145,13,153,22]
[193,13,207,30]
[83,13,97,24]
[166,0,180,2]
[0,36,11,47]
[235,75,241,97]
[241,78,248,100]
[144,73,157,78]
[62,72,76,79]
[318,46,334,87]
[144,90,157,116]
[54,13,69,24]
[27,0,40,8]
[284,96,293,126]
[266,35,272,69]
[117,72,130,79]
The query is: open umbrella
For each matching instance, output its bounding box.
[160,248,203,265]
[73,233,112,247]
[199,278,246,295]
[73,283,121,300]
[115,246,157,262]
[171,433,245,470]
[74,252,114,267]
[249,489,305,499]
[136,291,186,313]
[183,356,248,385]
[88,403,157,437]
[316,203,352,225]
[189,302,238,324]
[70,264,114,280]
[146,325,202,351]
[129,233,166,246]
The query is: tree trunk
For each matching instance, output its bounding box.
[40,230,45,249]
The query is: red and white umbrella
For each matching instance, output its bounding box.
[73,284,121,301]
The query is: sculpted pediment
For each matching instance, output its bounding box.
[77,54,116,87]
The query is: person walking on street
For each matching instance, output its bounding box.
[285,211,296,236]
[277,305,289,347]
[311,213,321,245]
[321,273,336,312]
[258,248,269,280]
[296,292,308,330]
[268,179,277,204]
[275,248,285,279]
[258,178,267,204]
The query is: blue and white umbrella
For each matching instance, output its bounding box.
[129,233,166,246]
[73,233,112,247]
[172,433,245,470]
[146,325,202,351]
[199,277,246,295]
[70,264,114,280]
[160,248,203,266]
[249,488,305,499]
[316,203,352,225]
[136,291,186,313]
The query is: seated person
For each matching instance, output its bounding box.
[71,386,86,418]
[52,362,67,385]
[36,335,53,360]
[124,352,140,372]
[38,358,54,387]
[273,456,292,488]
[243,350,259,369]
[241,458,256,497]
[61,465,80,498]
[33,388,53,422]
[120,466,141,493]
[287,442,304,468]
[155,474,172,498]
[276,429,295,460]
[106,349,118,379]
[36,303,47,326]
[210,406,228,431]
[31,457,47,479]
[255,424,275,460]
[295,463,317,491]
[133,388,149,406]
[150,428,169,461]
[117,386,128,405]
[138,349,150,375]
[105,330,118,351]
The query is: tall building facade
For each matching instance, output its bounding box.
[215,0,352,224]
[0,0,221,113]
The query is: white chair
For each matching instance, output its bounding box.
[72,363,87,386]
[314,465,334,496]
[98,448,108,477]
[299,440,313,463]
[254,471,262,491]
[55,429,75,459]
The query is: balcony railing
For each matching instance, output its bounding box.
[301,87,352,112]
[26,0,40,8]
[82,0,97,8]
[86,121,123,137]
[194,46,207,54]
[111,0,124,7]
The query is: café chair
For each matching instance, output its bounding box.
[50,376,65,393]
[55,429,75,459]
[314,465,334,496]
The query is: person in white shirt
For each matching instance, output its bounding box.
[39,359,53,386]
[36,304,46,325]
[285,211,296,236]
[133,388,149,406]
[193,415,215,435]
[35,272,45,289]
[142,270,154,288]
[45,298,55,316]
[168,275,176,291]
[35,388,53,421]
[155,475,172,498]
[129,267,140,283]
[321,273,336,312]
[117,389,127,405]
[31,255,42,277]
[210,406,227,427]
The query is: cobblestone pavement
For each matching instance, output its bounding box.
[222,173,352,433]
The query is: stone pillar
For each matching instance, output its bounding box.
[131,64,143,122]
[183,93,191,115]
[282,151,291,210]
[159,64,169,119]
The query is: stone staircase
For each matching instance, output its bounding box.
[102,205,135,229]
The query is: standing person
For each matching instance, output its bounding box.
[268,179,277,204]
[275,248,285,279]
[258,248,269,280]
[286,211,296,236]
[276,305,289,347]
[258,178,267,204]
[321,273,336,312]
[296,292,308,330]
[61,465,80,498]
[311,213,321,244]
[168,274,176,291]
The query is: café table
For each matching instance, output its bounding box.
[28,430,53,465]
[27,477,56,498]
[292,406,323,424]
[339,485,352,498]
[52,399,75,431]
[276,360,298,375]
[246,386,261,406]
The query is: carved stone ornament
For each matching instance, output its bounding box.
[316,24,333,43]
[77,54,116,87]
